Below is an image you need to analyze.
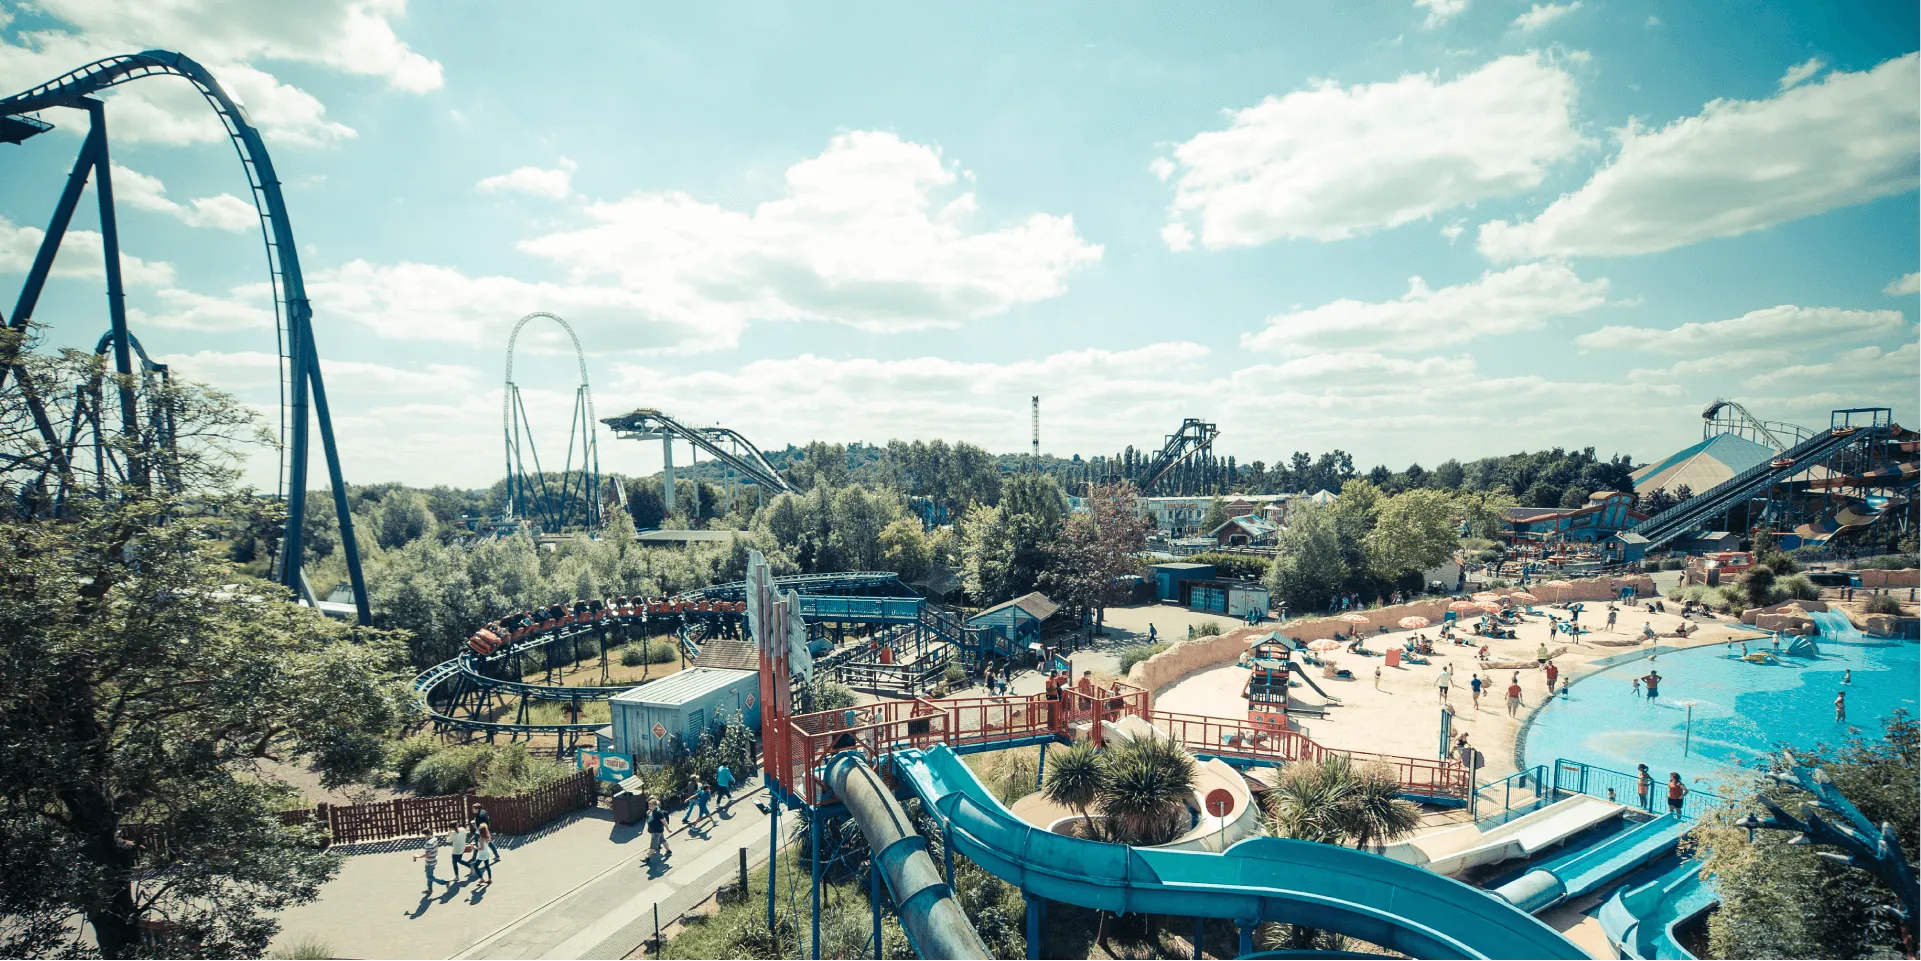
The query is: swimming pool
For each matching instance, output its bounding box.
[1522,615,1919,793]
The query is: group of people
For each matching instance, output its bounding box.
[1432,663,1568,716]
[1634,764,1691,815]
[646,764,739,861]
[413,803,501,894]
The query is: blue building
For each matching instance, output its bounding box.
[966,592,1060,659]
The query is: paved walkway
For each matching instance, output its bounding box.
[269,782,775,960]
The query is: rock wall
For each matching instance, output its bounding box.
[1740,599,1830,635]
[1125,574,1657,692]
[1858,569,1920,589]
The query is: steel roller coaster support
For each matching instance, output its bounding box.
[0,51,369,622]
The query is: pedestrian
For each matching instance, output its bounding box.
[1470,673,1483,710]
[1607,788,1618,802]
[1560,675,1571,699]
[1632,675,1642,697]
[1148,623,1157,643]
[1436,668,1452,703]
[1666,773,1685,816]
[682,777,711,826]
[714,763,736,812]
[1606,609,1617,631]
[1544,660,1559,691]
[1548,619,1558,641]
[1835,690,1847,723]
[469,821,494,886]
[413,828,447,894]
[1843,669,1852,685]
[1373,665,1382,689]
[646,798,671,859]
[1636,764,1653,810]
[1641,669,1662,700]
[1505,678,1522,717]
[1536,643,1549,666]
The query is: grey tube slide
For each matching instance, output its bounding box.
[826,753,993,960]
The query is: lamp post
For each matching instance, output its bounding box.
[1740,749,1917,954]
[1680,700,1696,757]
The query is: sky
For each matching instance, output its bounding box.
[1,0,1916,492]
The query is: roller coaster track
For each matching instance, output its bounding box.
[0,50,370,623]
[502,312,601,532]
[1139,417,1219,493]
[1701,399,1811,451]
[410,571,919,744]
[602,407,794,494]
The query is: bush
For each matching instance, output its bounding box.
[406,742,569,796]
[943,664,966,688]
[1660,557,1685,571]
[619,639,680,667]
[267,935,335,960]
[1117,642,1168,676]
[1778,575,1820,602]
[1854,554,1919,571]
[1760,551,1799,575]
[1195,620,1223,637]
[1865,593,1905,616]
[389,735,439,784]
[407,743,490,795]
[619,644,647,667]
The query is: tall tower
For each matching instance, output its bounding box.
[1031,395,1039,458]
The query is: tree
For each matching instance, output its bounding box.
[960,475,1065,604]
[1745,564,1779,606]
[0,370,409,958]
[1264,501,1349,614]
[1041,740,1108,840]
[1558,487,1591,509]
[1096,737,1194,847]
[1455,488,1518,541]
[1040,483,1151,632]
[1432,459,1466,490]
[1693,714,1917,959]
[1364,489,1460,582]
[375,487,433,548]
[1336,762,1422,851]
[1200,495,1230,533]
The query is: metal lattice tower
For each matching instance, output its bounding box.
[502,312,602,533]
[1031,395,1039,457]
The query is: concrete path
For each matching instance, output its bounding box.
[269,782,776,960]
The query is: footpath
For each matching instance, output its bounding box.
[268,781,775,960]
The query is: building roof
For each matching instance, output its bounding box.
[693,638,759,672]
[636,529,743,544]
[1150,562,1214,571]
[970,591,1060,623]
[611,666,756,707]
[1502,507,1565,521]
[1209,514,1277,537]
[1611,532,1651,544]
[1632,433,1777,495]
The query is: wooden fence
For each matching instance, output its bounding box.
[288,770,598,846]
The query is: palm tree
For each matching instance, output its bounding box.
[1265,755,1355,844]
[1336,761,1422,851]
[1098,736,1196,847]
[1041,740,1108,840]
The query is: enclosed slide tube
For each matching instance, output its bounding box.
[895,745,1587,960]
[824,753,992,960]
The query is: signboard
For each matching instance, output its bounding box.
[595,752,634,783]
[651,722,668,740]
[1205,788,1235,818]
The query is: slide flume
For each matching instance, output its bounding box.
[894,745,1587,960]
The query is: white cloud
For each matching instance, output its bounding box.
[1160,222,1195,251]
[107,164,257,232]
[518,131,1102,333]
[1159,53,1586,248]
[1243,261,1609,352]
[1513,2,1582,31]
[1415,0,1468,27]
[158,349,481,397]
[1779,57,1825,90]
[1479,53,1920,260]
[1578,305,1908,354]
[477,159,576,200]
[1741,341,1919,390]
[1884,272,1920,296]
[1148,157,1176,182]
[130,285,275,332]
[0,0,438,146]
[1441,221,1465,243]
[0,214,176,287]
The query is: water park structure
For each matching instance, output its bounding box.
[0,50,373,623]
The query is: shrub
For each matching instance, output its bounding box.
[407,743,490,795]
[1195,620,1223,637]
[943,664,966,688]
[647,638,679,663]
[389,735,439,784]
[406,742,569,796]
[1760,551,1799,575]
[1117,642,1169,675]
[1778,575,1820,602]
[619,644,647,667]
[267,935,335,960]
[475,743,570,795]
[1865,593,1905,616]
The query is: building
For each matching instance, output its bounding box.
[1135,493,1298,536]
[1147,562,1270,617]
[966,592,1060,659]
[1632,433,1777,496]
[609,667,759,764]
[1208,514,1279,547]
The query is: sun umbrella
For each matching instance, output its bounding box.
[1508,591,1538,603]
[1307,638,1344,652]
[1447,600,1481,614]
[1398,615,1430,629]
[1471,591,1502,602]
[1477,601,1505,614]
[1338,612,1370,623]
[1543,579,1573,589]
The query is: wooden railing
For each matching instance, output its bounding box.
[280,770,598,846]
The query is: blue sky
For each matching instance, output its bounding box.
[2,0,1916,490]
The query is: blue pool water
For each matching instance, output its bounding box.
[1523,615,1919,792]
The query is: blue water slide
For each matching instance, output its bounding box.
[1493,814,1692,914]
[1598,859,1715,960]
[892,745,1587,960]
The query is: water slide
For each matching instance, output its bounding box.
[1287,653,1344,705]
[1492,814,1692,914]
[1380,794,1626,877]
[1096,715,1265,851]
[894,745,1588,959]
[1784,493,1909,548]
[824,753,993,959]
[1597,859,1715,960]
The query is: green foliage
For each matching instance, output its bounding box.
[800,676,859,715]
[1042,740,1109,839]
[1864,592,1905,616]
[1195,620,1223,637]
[1181,551,1271,579]
[1759,551,1799,575]
[1039,483,1152,625]
[404,742,570,796]
[389,735,440,785]
[1363,487,1460,580]
[0,361,408,959]
[1097,737,1195,846]
[1777,575,1821,602]
[1853,554,1919,571]
[1118,642,1169,675]
[1200,496,1230,533]
[959,474,1068,604]
[1695,714,1918,960]
[1745,564,1779,607]
[1264,500,1351,613]
[1265,756,1421,850]
[266,935,336,959]
[619,638,679,667]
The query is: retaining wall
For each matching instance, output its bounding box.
[1858,569,1920,589]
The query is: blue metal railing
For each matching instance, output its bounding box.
[1550,758,1726,822]
[1473,765,1549,824]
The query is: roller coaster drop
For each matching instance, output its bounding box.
[0,51,371,622]
[503,312,602,533]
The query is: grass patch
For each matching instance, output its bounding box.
[1117,642,1168,676]
[266,934,334,959]
[405,742,573,796]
